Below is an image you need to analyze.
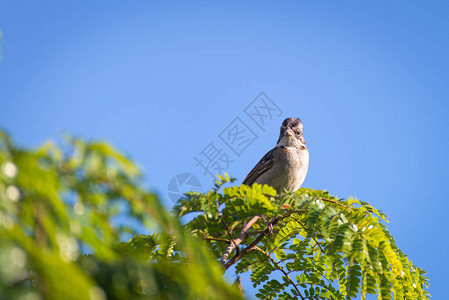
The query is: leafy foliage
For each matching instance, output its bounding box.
[174,175,430,299]
[0,130,241,300]
[0,129,430,299]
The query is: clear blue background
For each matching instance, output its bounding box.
[1,1,448,298]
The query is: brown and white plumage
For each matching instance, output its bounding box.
[243,118,309,194]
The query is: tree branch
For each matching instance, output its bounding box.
[220,215,260,265]
[223,210,302,269]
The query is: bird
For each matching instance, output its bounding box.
[242,118,309,233]
[242,117,309,194]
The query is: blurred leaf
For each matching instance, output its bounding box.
[0,130,241,300]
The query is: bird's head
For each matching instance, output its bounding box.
[276,118,306,148]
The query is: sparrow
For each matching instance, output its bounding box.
[243,118,309,194]
[242,118,309,233]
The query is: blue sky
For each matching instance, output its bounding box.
[1,1,448,298]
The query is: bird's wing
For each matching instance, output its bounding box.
[242,148,275,186]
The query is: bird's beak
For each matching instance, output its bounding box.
[285,129,294,137]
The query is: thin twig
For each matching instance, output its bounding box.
[203,236,230,243]
[318,197,352,211]
[290,214,324,252]
[252,246,305,300]
[219,214,240,255]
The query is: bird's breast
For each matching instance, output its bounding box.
[271,147,309,193]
